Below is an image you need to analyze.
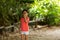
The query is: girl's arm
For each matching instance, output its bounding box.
[24,17,29,23]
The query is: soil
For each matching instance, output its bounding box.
[0,26,60,40]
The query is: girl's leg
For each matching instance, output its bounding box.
[25,35,28,40]
[21,34,25,40]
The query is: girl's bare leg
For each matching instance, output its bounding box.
[21,34,25,40]
[25,35,28,40]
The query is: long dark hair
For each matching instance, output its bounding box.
[22,9,28,17]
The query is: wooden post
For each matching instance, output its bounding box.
[35,13,38,28]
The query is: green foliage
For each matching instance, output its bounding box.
[0,0,60,26]
[0,0,20,26]
[29,0,60,26]
[20,0,34,3]
[0,0,33,26]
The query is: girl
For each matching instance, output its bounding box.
[20,9,29,40]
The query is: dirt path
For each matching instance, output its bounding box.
[29,27,60,40]
[0,26,60,40]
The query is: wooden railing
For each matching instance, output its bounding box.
[0,19,41,35]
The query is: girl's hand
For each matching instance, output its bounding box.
[24,17,29,23]
[24,17,27,23]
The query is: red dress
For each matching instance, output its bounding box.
[20,17,29,31]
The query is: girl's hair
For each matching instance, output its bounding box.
[22,9,28,13]
[20,9,28,18]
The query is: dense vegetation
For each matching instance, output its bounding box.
[0,0,60,26]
